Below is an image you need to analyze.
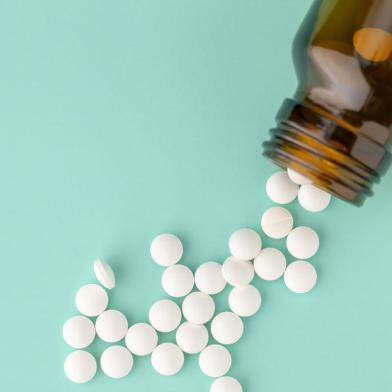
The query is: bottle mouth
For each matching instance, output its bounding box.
[263,99,391,206]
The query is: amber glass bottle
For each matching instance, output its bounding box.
[263,0,392,205]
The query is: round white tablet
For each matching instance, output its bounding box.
[228,285,261,317]
[210,377,243,392]
[182,292,215,324]
[228,228,262,261]
[161,264,194,297]
[63,315,96,349]
[149,299,182,332]
[287,168,312,185]
[284,260,317,293]
[298,184,331,212]
[266,171,299,204]
[64,350,97,384]
[254,248,287,281]
[75,284,108,317]
[222,257,254,286]
[195,262,226,295]
[94,259,115,289]
[125,323,158,356]
[151,343,184,376]
[100,345,133,378]
[176,322,209,354]
[199,345,232,378]
[95,310,128,343]
[150,233,183,266]
[211,312,244,345]
[286,226,319,259]
[261,206,294,239]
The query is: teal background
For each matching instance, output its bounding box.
[1,1,391,391]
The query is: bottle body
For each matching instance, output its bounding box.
[263,0,392,205]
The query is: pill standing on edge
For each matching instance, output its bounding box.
[298,184,332,212]
[286,226,320,259]
[149,299,182,332]
[284,260,317,293]
[151,343,184,376]
[150,234,183,266]
[95,309,128,343]
[75,284,108,317]
[100,346,134,379]
[222,257,254,286]
[210,312,244,345]
[210,376,243,392]
[176,321,209,354]
[195,261,226,295]
[199,344,232,378]
[64,350,97,384]
[287,168,312,185]
[228,228,262,261]
[261,206,294,239]
[254,248,287,281]
[182,291,215,325]
[125,323,158,356]
[161,264,194,298]
[266,171,299,204]
[93,259,115,289]
[63,315,96,349]
[228,285,261,317]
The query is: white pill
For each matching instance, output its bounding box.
[261,206,294,239]
[63,315,96,349]
[176,321,209,354]
[95,310,128,343]
[182,292,215,324]
[228,228,262,261]
[161,264,194,297]
[100,345,133,378]
[125,323,158,356]
[254,248,287,281]
[151,343,184,376]
[211,312,244,345]
[228,285,261,317]
[199,345,232,378]
[286,226,319,259]
[287,167,312,185]
[195,262,226,295]
[64,350,97,384]
[149,299,182,332]
[266,171,299,204]
[150,233,183,266]
[75,284,108,317]
[284,260,317,293]
[222,257,254,286]
[94,259,115,289]
[298,184,331,212]
[210,377,243,392]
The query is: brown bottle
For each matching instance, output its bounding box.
[263,0,392,205]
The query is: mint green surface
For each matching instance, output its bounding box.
[1,1,391,391]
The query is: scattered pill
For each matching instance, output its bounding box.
[150,234,183,266]
[64,350,97,384]
[182,291,215,324]
[199,344,232,378]
[228,285,261,317]
[195,261,226,295]
[125,323,158,356]
[222,257,254,286]
[284,260,317,293]
[95,309,128,343]
[210,376,243,392]
[149,299,182,332]
[161,264,194,297]
[229,228,262,261]
[298,184,332,212]
[287,168,312,185]
[100,345,133,379]
[94,259,115,289]
[266,171,299,204]
[254,248,287,281]
[75,284,108,317]
[261,206,294,239]
[63,315,96,349]
[286,226,319,259]
[211,312,244,345]
[151,343,184,376]
[176,321,209,354]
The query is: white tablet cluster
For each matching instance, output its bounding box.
[63,168,331,390]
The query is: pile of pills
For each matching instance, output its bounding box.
[63,168,331,390]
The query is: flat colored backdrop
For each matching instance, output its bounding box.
[1,1,391,391]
